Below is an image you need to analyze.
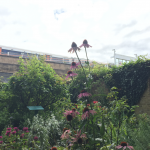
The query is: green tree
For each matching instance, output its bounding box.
[4,55,69,127]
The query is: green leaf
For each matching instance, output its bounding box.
[100,116,105,137]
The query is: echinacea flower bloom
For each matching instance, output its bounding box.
[68,42,80,53]
[70,62,80,70]
[11,131,16,135]
[13,127,19,132]
[60,129,71,140]
[78,90,91,99]
[26,130,29,133]
[34,136,38,141]
[71,108,80,118]
[116,142,134,150]
[0,141,3,144]
[71,130,87,145]
[51,147,57,150]
[0,136,2,139]
[63,109,79,121]
[66,71,78,79]
[7,128,11,131]
[63,110,73,121]
[79,39,92,48]
[93,101,98,104]
[81,107,96,120]
[23,127,28,131]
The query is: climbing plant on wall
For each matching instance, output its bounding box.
[104,55,150,108]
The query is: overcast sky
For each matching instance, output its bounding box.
[0,0,150,63]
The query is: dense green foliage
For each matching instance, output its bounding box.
[105,55,150,107]
[1,50,150,149]
[68,55,150,117]
[0,55,69,133]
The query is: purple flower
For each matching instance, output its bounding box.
[60,129,71,140]
[34,136,38,141]
[26,130,29,133]
[11,131,16,135]
[79,39,92,48]
[116,142,134,150]
[0,136,2,139]
[7,128,11,131]
[81,107,96,120]
[66,71,78,79]
[78,90,91,99]
[13,127,19,132]
[70,130,87,145]
[5,130,11,136]
[68,42,80,53]
[23,127,28,131]
[0,141,3,144]
[70,62,80,70]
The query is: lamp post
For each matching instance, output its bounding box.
[112,49,116,66]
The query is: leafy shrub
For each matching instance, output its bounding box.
[0,108,10,135]
[26,114,65,149]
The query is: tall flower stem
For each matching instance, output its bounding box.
[84,47,90,73]
[75,50,88,87]
[71,76,74,81]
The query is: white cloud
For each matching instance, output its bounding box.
[0,0,150,64]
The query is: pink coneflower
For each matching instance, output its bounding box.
[79,39,92,48]
[116,142,134,150]
[0,141,3,144]
[70,62,80,70]
[93,101,98,104]
[26,130,29,133]
[13,127,19,132]
[71,130,87,145]
[81,107,96,120]
[68,42,80,53]
[60,129,71,140]
[7,128,11,131]
[63,110,79,121]
[23,127,28,131]
[11,131,16,135]
[78,90,91,99]
[0,136,2,139]
[71,108,80,118]
[34,136,38,141]
[66,71,78,79]
[63,110,73,121]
